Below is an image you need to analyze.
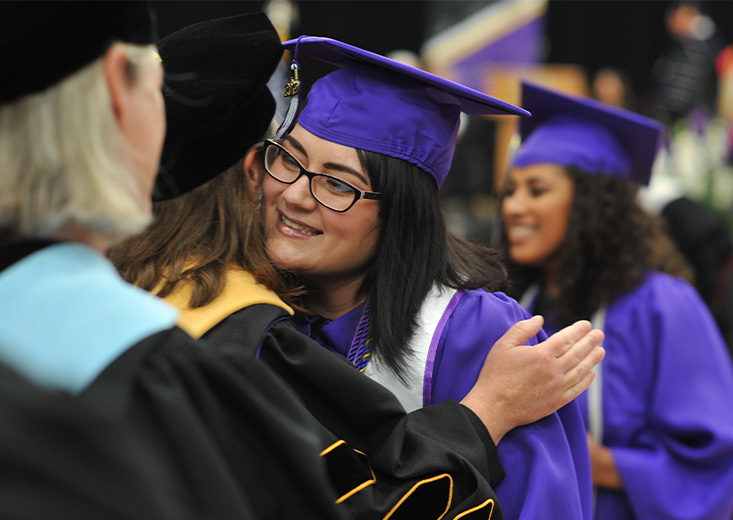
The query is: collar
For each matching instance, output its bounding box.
[160,267,294,339]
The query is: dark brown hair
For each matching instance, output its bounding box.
[502,166,693,328]
[352,150,508,380]
[109,153,301,307]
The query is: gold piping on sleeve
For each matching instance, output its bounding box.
[383,473,453,520]
[320,439,347,456]
[454,497,495,519]
[334,447,376,503]
[320,441,378,504]
[335,474,377,504]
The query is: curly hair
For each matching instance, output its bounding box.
[503,166,693,328]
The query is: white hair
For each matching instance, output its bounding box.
[0,44,156,246]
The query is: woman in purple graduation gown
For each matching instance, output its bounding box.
[249,37,600,520]
[500,81,733,519]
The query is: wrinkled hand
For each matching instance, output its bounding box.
[460,315,605,444]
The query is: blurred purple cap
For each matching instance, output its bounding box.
[282,36,529,188]
[513,81,662,186]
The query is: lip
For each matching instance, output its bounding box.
[505,224,536,245]
[277,210,322,238]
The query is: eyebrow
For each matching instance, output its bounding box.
[527,176,553,186]
[284,135,370,185]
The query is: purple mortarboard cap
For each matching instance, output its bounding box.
[513,81,662,186]
[281,36,529,188]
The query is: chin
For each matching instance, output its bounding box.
[266,245,297,271]
[510,252,545,269]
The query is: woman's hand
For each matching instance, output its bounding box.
[460,316,605,443]
[587,433,623,489]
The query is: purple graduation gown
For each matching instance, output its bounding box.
[296,287,594,520]
[530,272,733,520]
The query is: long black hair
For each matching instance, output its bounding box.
[357,150,508,381]
[501,166,693,329]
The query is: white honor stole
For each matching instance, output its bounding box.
[364,284,458,412]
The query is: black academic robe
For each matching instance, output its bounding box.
[83,328,355,519]
[87,320,505,520]
[0,362,198,520]
[0,240,349,519]
[1,240,504,519]
[200,305,506,520]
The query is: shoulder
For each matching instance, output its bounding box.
[200,303,291,352]
[441,287,541,345]
[1,241,176,318]
[606,271,721,350]
[453,287,533,322]
[89,324,309,417]
[613,271,704,315]
[0,243,178,391]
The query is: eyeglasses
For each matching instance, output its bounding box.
[263,139,381,213]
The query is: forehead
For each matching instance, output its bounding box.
[289,126,364,167]
[509,163,570,183]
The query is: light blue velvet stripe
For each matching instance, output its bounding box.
[0,243,179,393]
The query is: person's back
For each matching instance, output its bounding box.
[0,361,195,520]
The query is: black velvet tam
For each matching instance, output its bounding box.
[154,12,283,201]
[0,1,156,104]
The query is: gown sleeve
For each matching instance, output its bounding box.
[89,320,508,520]
[83,327,353,520]
[430,290,594,520]
[603,273,733,520]
[218,310,508,520]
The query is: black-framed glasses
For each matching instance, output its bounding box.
[263,139,381,213]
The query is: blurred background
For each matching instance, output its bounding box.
[152,2,733,335]
[152,0,733,221]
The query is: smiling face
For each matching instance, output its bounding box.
[260,124,381,295]
[501,163,574,271]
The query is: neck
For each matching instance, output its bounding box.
[542,264,561,297]
[57,225,108,255]
[303,276,365,320]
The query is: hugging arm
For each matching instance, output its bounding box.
[461,315,605,443]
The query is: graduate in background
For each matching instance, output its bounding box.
[500,80,733,520]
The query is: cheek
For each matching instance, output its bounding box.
[544,202,572,247]
[261,181,283,219]
[262,176,285,202]
[352,212,381,255]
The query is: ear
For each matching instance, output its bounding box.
[103,43,131,126]
[243,147,264,199]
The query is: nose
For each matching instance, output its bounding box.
[282,174,318,210]
[501,191,526,220]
